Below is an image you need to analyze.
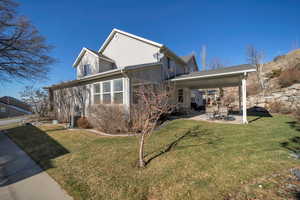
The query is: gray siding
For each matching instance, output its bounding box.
[77,51,116,78]
[127,65,162,85]
[99,59,116,73]
[77,51,99,78]
[102,32,160,67]
[161,56,186,80]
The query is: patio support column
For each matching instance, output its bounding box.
[241,73,248,124]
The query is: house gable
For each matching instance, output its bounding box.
[99,29,163,67]
[74,48,116,78]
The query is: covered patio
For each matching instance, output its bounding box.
[171,64,256,124]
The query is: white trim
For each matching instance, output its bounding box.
[98,28,163,53]
[91,78,125,105]
[77,68,121,80]
[171,69,256,82]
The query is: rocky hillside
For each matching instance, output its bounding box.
[254,48,300,91]
[224,48,300,113]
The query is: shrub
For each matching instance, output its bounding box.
[268,101,292,114]
[278,67,300,88]
[247,82,261,96]
[88,104,129,134]
[266,69,282,79]
[268,102,284,113]
[76,117,91,129]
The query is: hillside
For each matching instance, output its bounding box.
[254,48,300,91]
[224,48,300,113]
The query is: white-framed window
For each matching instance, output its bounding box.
[113,79,123,104]
[0,106,6,113]
[93,83,101,104]
[93,78,124,105]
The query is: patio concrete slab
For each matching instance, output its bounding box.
[176,111,243,124]
[0,132,72,200]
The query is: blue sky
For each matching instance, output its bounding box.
[1,0,300,98]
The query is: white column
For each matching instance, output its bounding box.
[242,73,248,124]
[238,84,241,114]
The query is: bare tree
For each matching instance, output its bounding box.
[0,0,55,82]
[246,45,265,92]
[209,57,224,70]
[131,82,176,168]
[73,85,89,117]
[53,87,74,123]
[20,86,49,118]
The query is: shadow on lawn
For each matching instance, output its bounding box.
[246,106,273,123]
[286,121,300,132]
[280,136,300,154]
[144,127,222,166]
[1,124,69,186]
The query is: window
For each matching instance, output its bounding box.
[101,81,111,104]
[178,89,183,103]
[113,79,123,104]
[83,64,91,76]
[0,106,6,113]
[167,57,171,69]
[92,78,124,105]
[93,84,101,104]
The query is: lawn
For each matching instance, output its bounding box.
[3,114,300,200]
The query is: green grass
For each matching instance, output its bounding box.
[3,115,300,200]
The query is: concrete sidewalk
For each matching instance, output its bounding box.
[0,116,28,126]
[0,132,72,200]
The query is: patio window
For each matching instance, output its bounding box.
[93,83,101,104]
[178,89,183,103]
[93,78,124,105]
[102,81,111,104]
[113,79,123,104]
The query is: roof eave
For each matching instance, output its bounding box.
[171,68,256,82]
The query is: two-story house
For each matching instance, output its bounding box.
[46,28,255,124]
[46,29,198,117]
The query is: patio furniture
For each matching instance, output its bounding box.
[206,106,218,120]
[218,106,229,119]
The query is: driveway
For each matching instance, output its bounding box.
[0,116,28,126]
[0,132,72,200]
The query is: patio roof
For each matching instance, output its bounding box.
[171,64,256,124]
[170,64,256,89]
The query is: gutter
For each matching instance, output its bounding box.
[44,62,162,90]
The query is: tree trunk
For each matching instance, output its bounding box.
[139,133,146,168]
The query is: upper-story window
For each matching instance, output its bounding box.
[167,57,171,69]
[83,64,91,76]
